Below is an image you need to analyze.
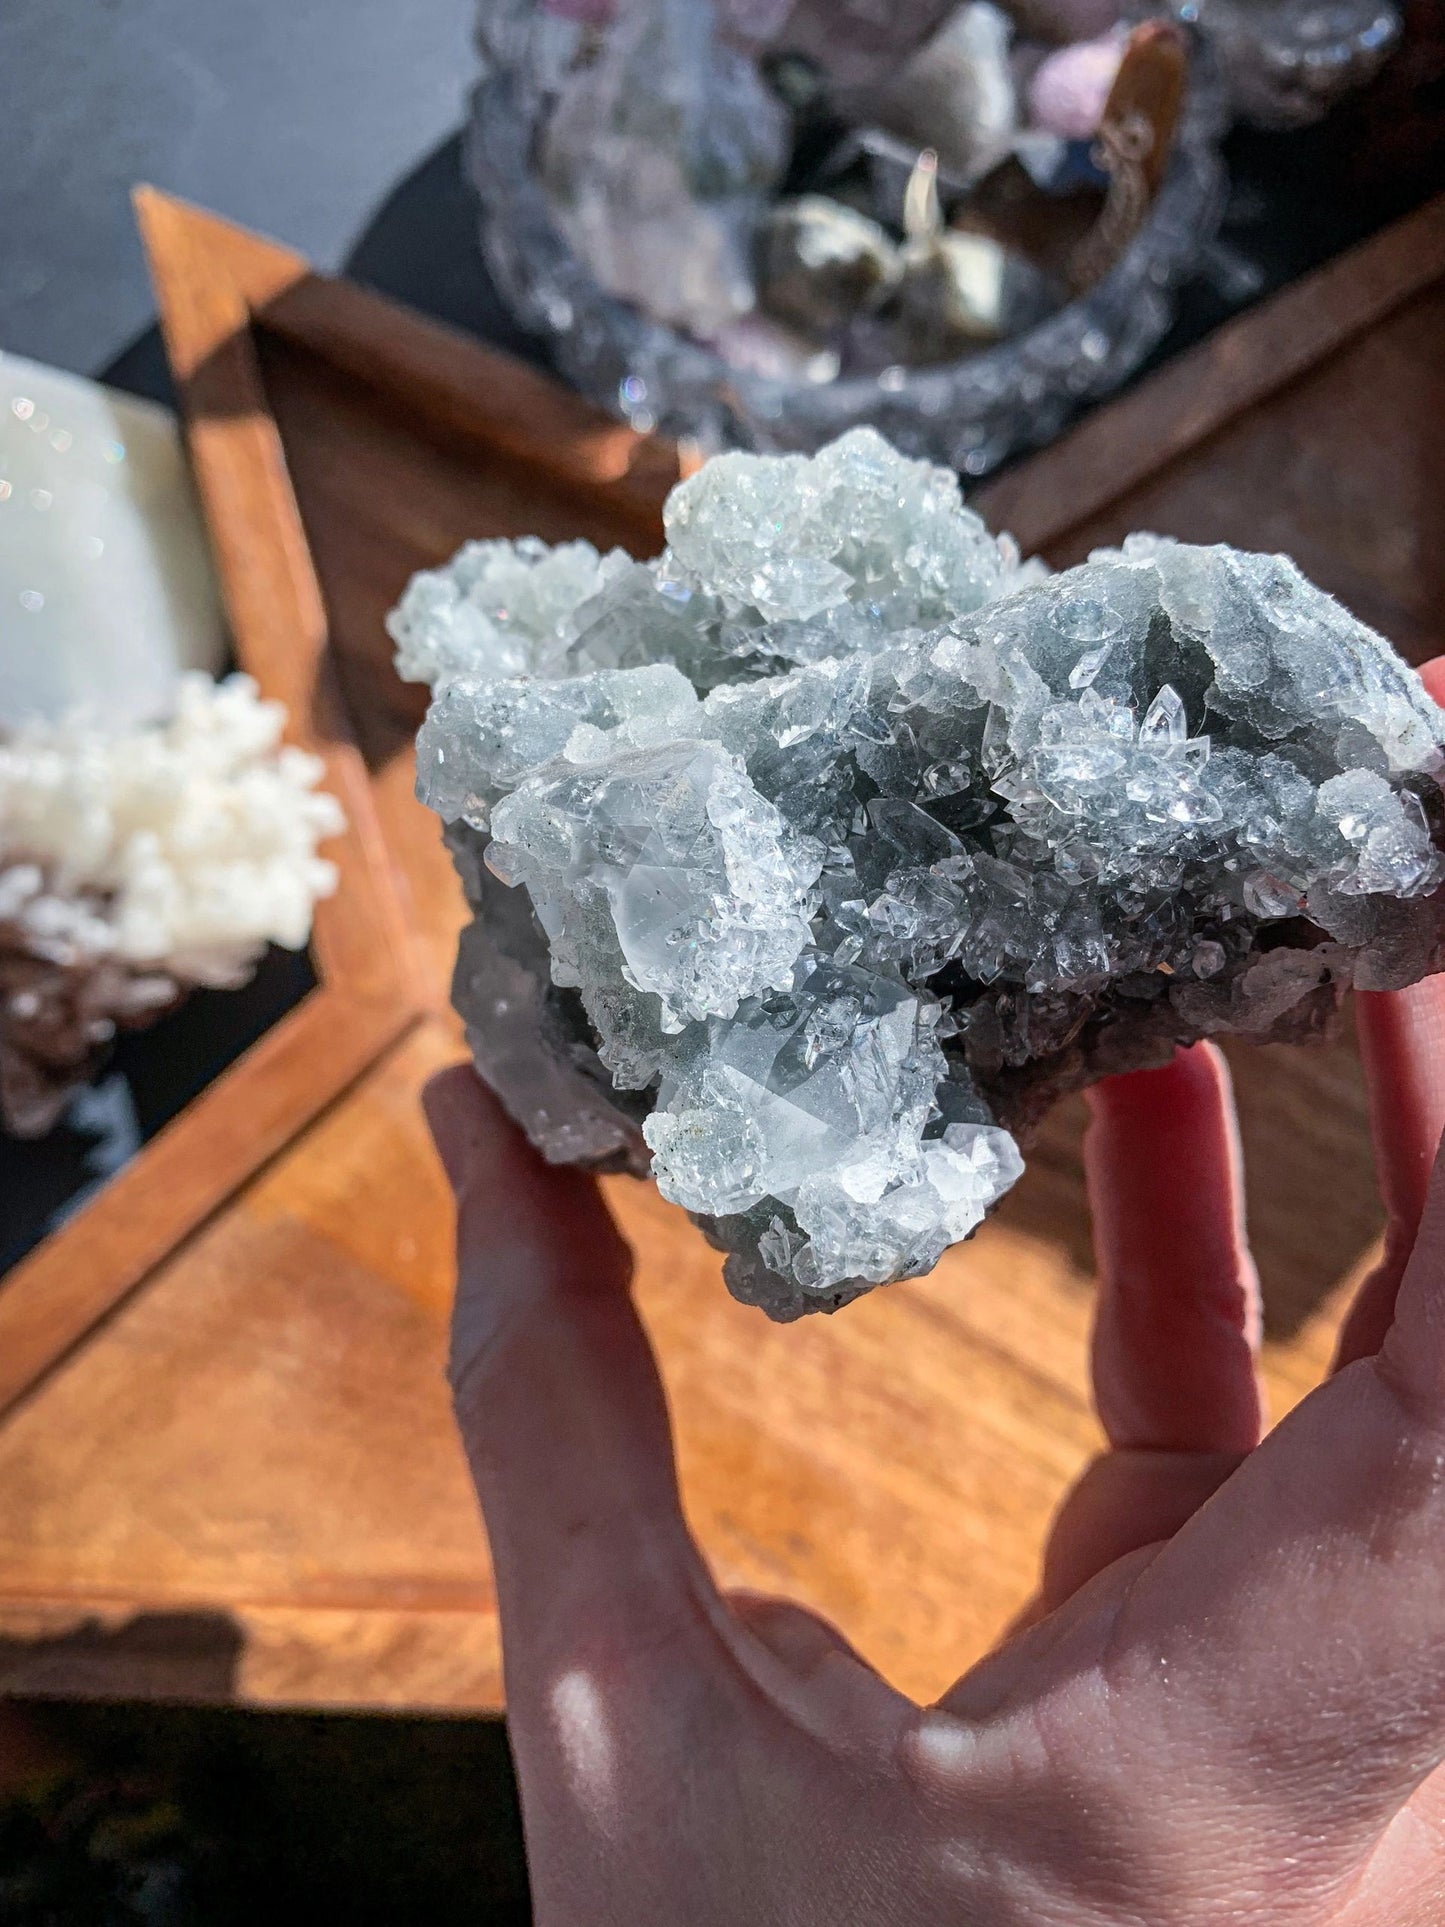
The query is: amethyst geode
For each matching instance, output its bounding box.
[392,430,1445,1318]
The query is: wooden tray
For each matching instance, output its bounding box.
[1,190,1442,1711]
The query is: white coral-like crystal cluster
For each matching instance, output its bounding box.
[0,673,344,981]
[0,673,345,1136]
[394,428,1445,1319]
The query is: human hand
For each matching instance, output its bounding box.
[425,880,1445,1923]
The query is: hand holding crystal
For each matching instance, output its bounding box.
[422,660,1445,1924]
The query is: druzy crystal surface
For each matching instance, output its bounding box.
[394,429,1445,1319]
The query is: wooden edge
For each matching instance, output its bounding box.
[0,1596,504,1713]
[132,186,313,331]
[259,271,684,536]
[133,184,328,701]
[135,186,684,541]
[0,992,420,1423]
[134,185,421,1008]
[0,1573,496,1617]
[975,192,1445,555]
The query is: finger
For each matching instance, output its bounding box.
[1034,1447,1246,1615]
[724,1593,915,1752]
[430,1070,900,1915]
[424,1066,719,1663]
[1084,1042,1264,1457]
[1102,1129,1445,1872]
[1031,1047,1262,1614]
[1420,656,1445,708]
[728,1592,873,1681]
[1376,1104,1445,1413]
[1341,654,1445,1365]
[1334,976,1445,1369]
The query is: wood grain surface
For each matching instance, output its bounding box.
[0,195,1439,1712]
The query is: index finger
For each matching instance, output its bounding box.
[1334,653,1445,1370]
[1333,980,1445,1368]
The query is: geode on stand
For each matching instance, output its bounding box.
[392,429,1445,1319]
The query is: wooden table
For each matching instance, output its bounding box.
[1,194,1442,1712]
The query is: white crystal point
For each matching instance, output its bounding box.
[662,426,1025,632]
[416,662,700,830]
[0,353,226,731]
[388,536,631,688]
[398,431,1445,1320]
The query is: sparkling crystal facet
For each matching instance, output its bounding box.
[396,429,1445,1319]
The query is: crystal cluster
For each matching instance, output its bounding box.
[0,674,344,1135]
[1164,0,1400,129]
[395,428,1445,1318]
[469,0,1226,470]
[538,0,790,339]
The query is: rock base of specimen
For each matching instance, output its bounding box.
[0,675,344,1136]
[394,430,1445,1319]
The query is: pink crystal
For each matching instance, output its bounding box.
[1028,31,1127,140]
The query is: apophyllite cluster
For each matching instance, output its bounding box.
[393,429,1445,1318]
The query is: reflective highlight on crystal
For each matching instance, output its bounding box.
[396,429,1445,1318]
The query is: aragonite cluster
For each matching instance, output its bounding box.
[393,429,1445,1319]
[0,675,344,1136]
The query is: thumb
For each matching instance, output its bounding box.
[421,1065,713,1662]
[423,1063,632,1381]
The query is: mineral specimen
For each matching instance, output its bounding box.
[757,197,899,339]
[538,0,789,338]
[394,428,1445,1319]
[757,159,1058,364]
[868,2,1019,187]
[749,0,958,90]
[0,674,344,1135]
[1028,31,1127,141]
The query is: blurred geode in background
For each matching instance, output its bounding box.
[0,677,344,1137]
[468,0,1228,470]
[395,430,1445,1319]
[469,0,1403,474]
[1156,0,1401,128]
